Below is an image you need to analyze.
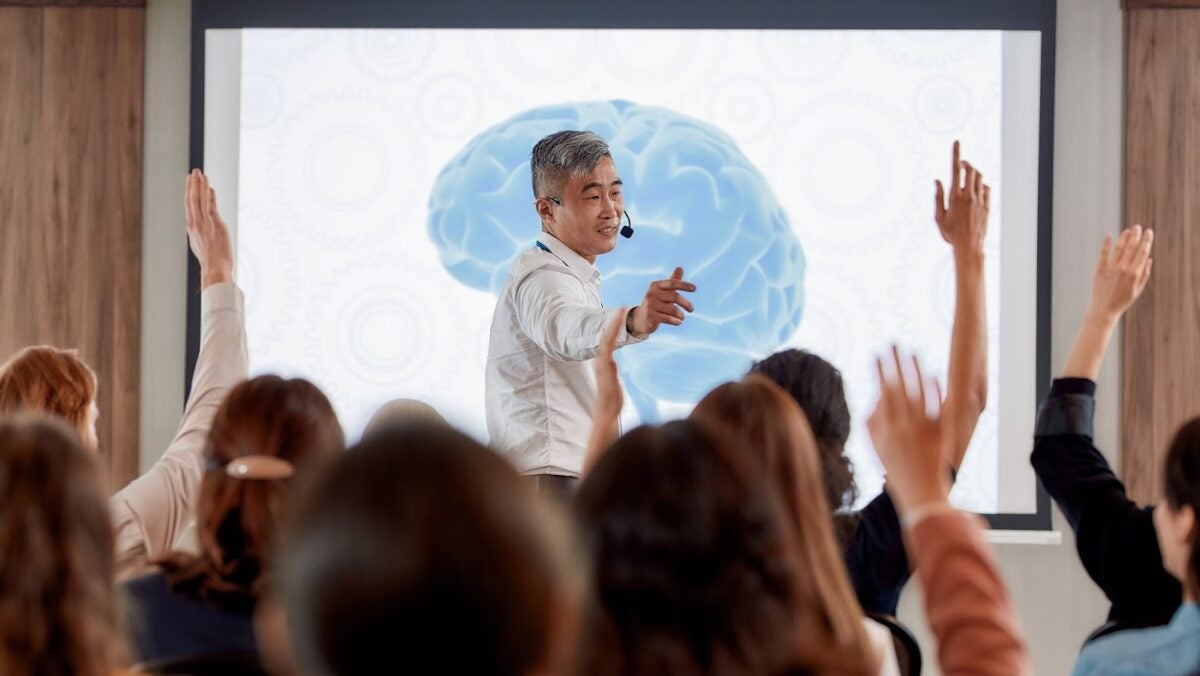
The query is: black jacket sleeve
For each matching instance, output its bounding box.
[1030,377,1180,626]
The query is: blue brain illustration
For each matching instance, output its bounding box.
[427,100,805,422]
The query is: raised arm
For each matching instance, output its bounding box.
[868,348,1031,675]
[110,170,248,580]
[513,266,694,362]
[1030,225,1178,624]
[1063,225,1153,380]
[934,141,991,470]
[583,311,626,475]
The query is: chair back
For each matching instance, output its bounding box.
[866,612,922,676]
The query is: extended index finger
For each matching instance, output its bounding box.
[656,279,697,293]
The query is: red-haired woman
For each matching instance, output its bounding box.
[0,170,247,580]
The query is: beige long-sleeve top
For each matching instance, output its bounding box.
[110,282,247,580]
[906,508,1031,675]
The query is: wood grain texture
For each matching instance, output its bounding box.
[0,1,144,7]
[1123,9,1200,502]
[1125,0,1200,9]
[0,6,144,488]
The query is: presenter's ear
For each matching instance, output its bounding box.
[535,197,556,225]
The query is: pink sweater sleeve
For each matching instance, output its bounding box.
[110,282,248,580]
[906,510,1032,675]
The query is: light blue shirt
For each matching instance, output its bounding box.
[1074,603,1200,676]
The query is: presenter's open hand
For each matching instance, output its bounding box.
[934,141,990,253]
[628,267,696,336]
[186,168,234,289]
[867,347,950,514]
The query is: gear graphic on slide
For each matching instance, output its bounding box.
[426,100,805,422]
[267,86,424,250]
[301,252,468,437]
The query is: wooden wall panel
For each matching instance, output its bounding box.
[1123,8,1200,502]
[0,6,143,488]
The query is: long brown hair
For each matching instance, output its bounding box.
[691,374,877,674]
[159,375,343,612]
[576,419,854,676]
[0,346,97,449]
[0,415,123,676]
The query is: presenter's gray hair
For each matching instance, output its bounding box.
[530,130,611,199]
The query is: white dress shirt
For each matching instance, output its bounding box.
[486,232,643,477]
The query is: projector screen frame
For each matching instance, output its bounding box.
[186,0,1057,531]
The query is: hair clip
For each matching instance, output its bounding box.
[205,454,295,480]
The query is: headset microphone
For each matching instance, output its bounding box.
[620,211,634,239]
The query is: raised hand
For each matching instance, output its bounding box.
[1062,225,1155,380]
[934,141,990,253]
[628,267,696,336]
[185,169,234,289]
[583,310,627,475]
[593,309,625,422]
[1088,225,1154,322]
[867,347,950,514]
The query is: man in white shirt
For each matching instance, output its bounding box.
[485,131,695,493]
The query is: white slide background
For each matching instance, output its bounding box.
[231,28,1040,513]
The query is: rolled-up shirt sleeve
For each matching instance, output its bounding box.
[512,267,643,362]
[110,281,248,580]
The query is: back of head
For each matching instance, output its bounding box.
[575,419,815,676]
[0,346,97,449]
[751,349,856,511]
[0,415,121,676]
[161,375,344,610]
[1162,417,1200,593]
[361,398,447,439]
[691,377,875,672]
[281,422,565,676]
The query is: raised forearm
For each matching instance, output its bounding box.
[583,412,620,476]
[945,248,988,469]
[1062,310,1118,381]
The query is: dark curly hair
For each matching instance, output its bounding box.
[751,349,857,512]
[575,420,869,676]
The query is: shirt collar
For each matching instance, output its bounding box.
[539,232,601,283]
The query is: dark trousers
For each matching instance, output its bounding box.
[528,474,579,506]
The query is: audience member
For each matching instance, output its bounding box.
[0,415,127,676]
[279,421,577,676]
[868,347,1031,675]
[361,397,447,439]
[691,375,898,675]
[122,375,344,668]
[1029,225,1199,668]
[0,169,247,580]
[1071,416,1200,675]
[751,140,991,615]
[577,418,871,674]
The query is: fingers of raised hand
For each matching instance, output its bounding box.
[981,184,991,211]
[951,141,962,194]
[934,180,947,225]
[961,162,978,202]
